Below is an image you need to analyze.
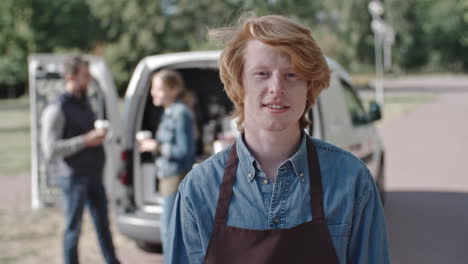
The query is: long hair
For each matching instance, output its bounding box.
[152,69,197,112]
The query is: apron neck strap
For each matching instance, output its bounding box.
[214,138,326,225]
[306,138,325,222]
[214,144,239,225]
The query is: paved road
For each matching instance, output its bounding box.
[379,91,468,264]
[372,74,468,92]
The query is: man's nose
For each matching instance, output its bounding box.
[269,74,286,95]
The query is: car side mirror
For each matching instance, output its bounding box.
[369,101,382,122]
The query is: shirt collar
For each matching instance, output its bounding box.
[236,135,257,182]
[288,133,308,180]
[164,100,180,116]
[235,132,309,183]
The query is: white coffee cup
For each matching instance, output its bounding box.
[136,130,152,141]
[94,119,110,132]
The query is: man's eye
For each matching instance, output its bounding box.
[255,71,270,77]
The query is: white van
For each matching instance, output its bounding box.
[114,51,385,250]
[28,54,123,209]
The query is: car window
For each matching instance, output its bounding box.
[340,80,368,125]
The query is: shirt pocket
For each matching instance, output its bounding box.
[327,223,350,262]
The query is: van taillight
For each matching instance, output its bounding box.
[119,150,132,186]
[119,171,130,185]
[121,151,128,162]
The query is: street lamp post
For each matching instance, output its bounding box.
[369,0,385,107]
[383,25,395,71]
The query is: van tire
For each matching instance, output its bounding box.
[136,241,163,253]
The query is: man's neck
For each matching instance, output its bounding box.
[243,126,302,181]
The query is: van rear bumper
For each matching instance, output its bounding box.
[116,212,162,244]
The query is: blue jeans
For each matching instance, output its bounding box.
[161,193,177,254]
[60,175,120,264]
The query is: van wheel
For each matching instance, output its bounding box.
[377,158,386,205]
[136,241,162,253]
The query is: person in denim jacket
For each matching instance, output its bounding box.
[139,69,196,252]
[165,14,390,264]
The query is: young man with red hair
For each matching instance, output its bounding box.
[166,15,390,264]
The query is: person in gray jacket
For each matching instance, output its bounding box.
[41,56,120,264]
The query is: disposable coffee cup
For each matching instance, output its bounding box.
[94,119,110,132]
[136,130,152,141]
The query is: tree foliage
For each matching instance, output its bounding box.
[87,0,276,92]
[1,0,467,97]
[0,0,103,97]
[0,0,32,95]
[386,0,468,71]
[29,0,103,52]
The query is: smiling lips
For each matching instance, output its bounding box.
[263,103,290,112]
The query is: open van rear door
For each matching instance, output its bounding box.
[28,54,122,209]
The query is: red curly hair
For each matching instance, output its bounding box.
[209,14,331,131]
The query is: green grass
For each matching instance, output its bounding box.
[0,97,31,175]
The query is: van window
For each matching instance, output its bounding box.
[340,80,369,125]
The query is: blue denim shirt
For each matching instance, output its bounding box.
[155,101,196,177]
[166,134,390,264]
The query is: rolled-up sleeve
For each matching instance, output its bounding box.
[347,168,391,263]
[41,104,86,161]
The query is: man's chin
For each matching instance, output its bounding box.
[246,121,289,133]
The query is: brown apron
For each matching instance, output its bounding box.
[204,139,340,264]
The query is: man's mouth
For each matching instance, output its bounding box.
[263,104,289,109]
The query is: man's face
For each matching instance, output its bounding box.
[242,40,308,133]
[69,63,91,95]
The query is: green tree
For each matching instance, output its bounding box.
[88,0,269,93]
[0,0,104,97]
[386,0,468,72]
[386,0,431,70]
[425,0,468,71]
[29,0,103,52]
[0,0,33,96]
